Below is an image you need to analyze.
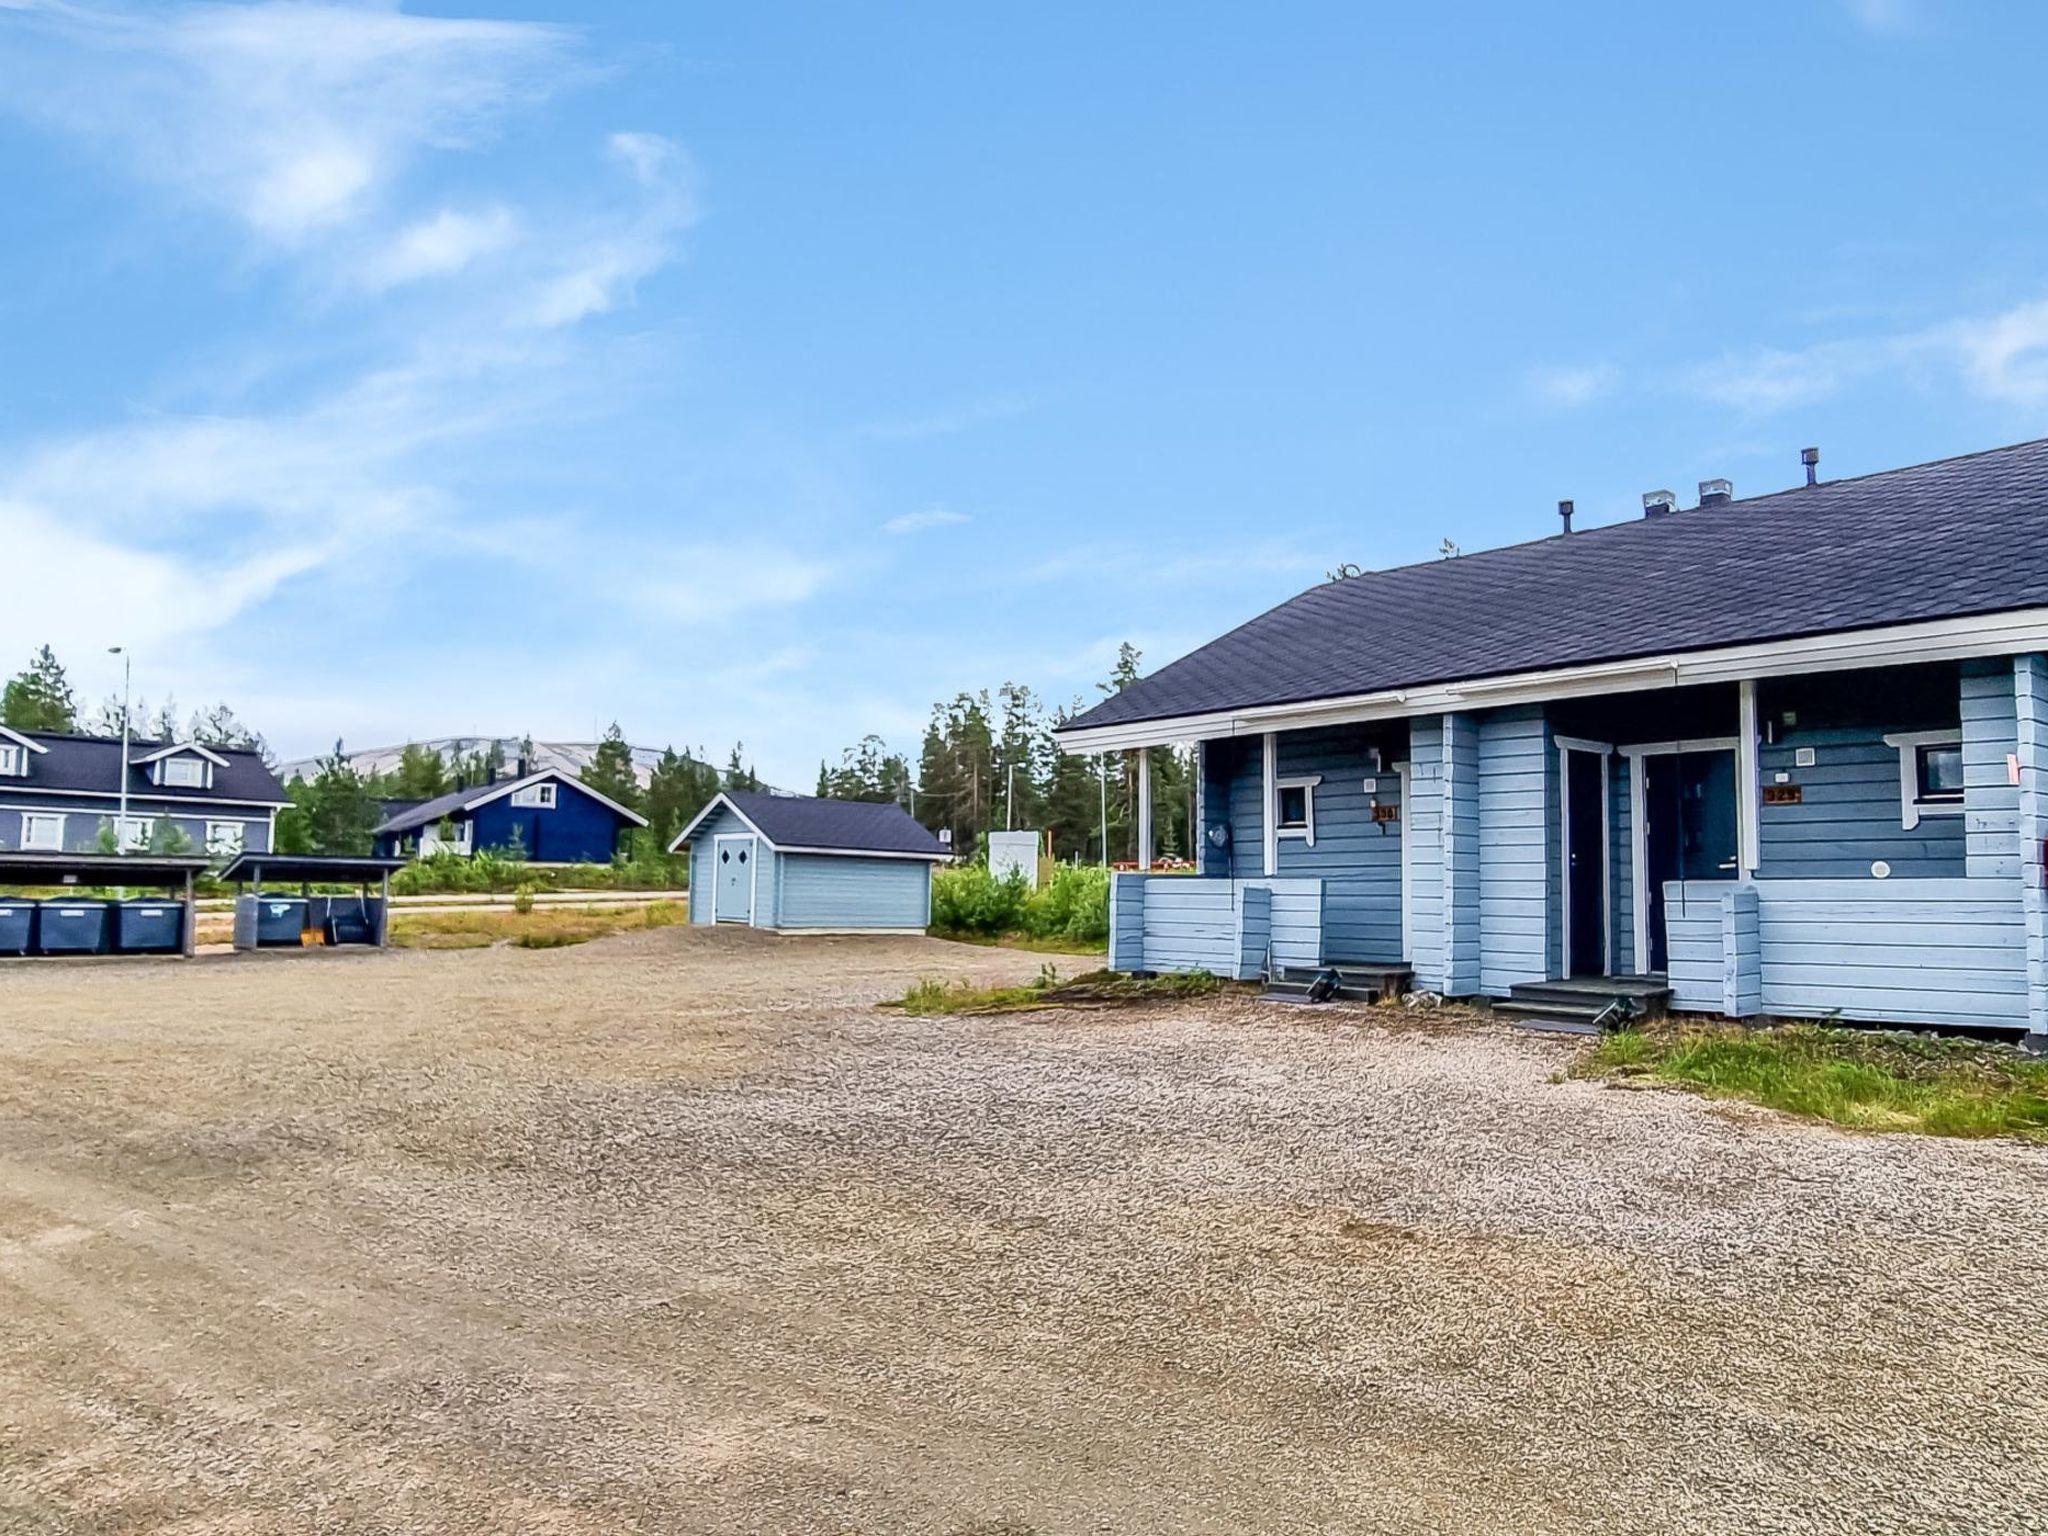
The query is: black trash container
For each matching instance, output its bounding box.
[116,900,184,954]
[253,896,309,947]
[36,900,111,955]
[0,900,34,956]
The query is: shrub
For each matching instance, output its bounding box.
[929,861,1109,945]
[931,863,1030,935]
[512,883,537,915]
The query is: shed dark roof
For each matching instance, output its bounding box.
[9,733,287,804]
[1063,436,2048,734]
[721,792,948,857]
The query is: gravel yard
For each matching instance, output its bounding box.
[2,928,2045,1534]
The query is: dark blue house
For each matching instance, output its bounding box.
[0,728,287,861]
[372,769,646,864]
[1060,437,2048,1044]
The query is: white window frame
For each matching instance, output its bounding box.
[160,757,208,789]
[21,812,64,851]
[205,820,246,858]
[0,745,20,777]
[421,820,475,857]
[1883,730,1965,830]
[114,816,152,852]
[510,782,558,809]
[1273,775,1321,846]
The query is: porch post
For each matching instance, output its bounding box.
[1441,712,1481,996]
[1135,747,1153,871]
[1737,679,1762,877]
[1261,731,1277,876]
[2014,655,2048,1038]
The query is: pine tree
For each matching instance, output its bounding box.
[644,747,699,853]
[300,743,382,855]
[723,744,762,793]
[581,722,643,811]
[391,744,452,800]
[189,702,263,751]
[1,646,77,732]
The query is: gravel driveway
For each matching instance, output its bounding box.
[1,927,2044,1533]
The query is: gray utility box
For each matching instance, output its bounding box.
[0,901,34,956]
[115,900,185,954]
[36,901,111,955]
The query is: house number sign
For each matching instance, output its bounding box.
[1762,784,1803,806]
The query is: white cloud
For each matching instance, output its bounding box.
[631,547,839,624]
[1526,362,1620,411]
[1686,344,1860,414]
[0,0,576,243]
[362,205,520,289]
[882,507,970,535]
[1940,298,2048,406]
[1843,0,1917,34]
[521,133,696,327]
[854,394,1035,442]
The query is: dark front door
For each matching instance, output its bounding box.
[1565,749,1606,976]
[1642,749,1739,972]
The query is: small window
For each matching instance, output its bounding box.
[720,849,730,864]
[161,757,206,788]
[1273,776,1320,845]
[0,745,20,777]
[510,782,557,809]
[206,821,246,858]
[738,848,748,864]
[114,817,151,851]
[1915,744,1964,803]
[21,812,63,851]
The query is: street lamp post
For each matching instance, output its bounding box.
[108,646,131,855]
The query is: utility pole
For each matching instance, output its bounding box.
[108,646,131,855]
[1005,761,1016,831]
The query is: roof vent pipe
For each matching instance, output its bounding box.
[1802,445,1820,486]
[1698,478,1733,508]
[1558,499,1574,535]
[1642,489,1678,518]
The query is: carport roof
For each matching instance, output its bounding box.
[218,853,409,885]
[0,853,211,888]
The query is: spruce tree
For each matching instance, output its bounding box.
[1,645,77,732]
[581,722,644,810]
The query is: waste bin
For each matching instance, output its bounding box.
[321,895,376,946]
[115,900,184,954]
[36,900,111,955]
[0,900,34,956]
[251,896,309,947]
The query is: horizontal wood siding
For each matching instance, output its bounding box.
[2018,655,2048,1037]
[1962,659,2020,880]
[774,854,930,929]
[1611,757,1635,974]
[1263,879,1325,970]
[1113,875,1322,979]
[1237,884,1271,978]
[1662,883,1728,1012]
[1724,885,1761,1017]
[1110,873,1146,970]
[1444,714,1481,995]
[1262,725,1403,963]
[1138,878,1240,973]
[1756,726,1963,878]
[1478,708,1551,996]
[1407,717,1446,990]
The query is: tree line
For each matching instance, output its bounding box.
[817,642,1194,865]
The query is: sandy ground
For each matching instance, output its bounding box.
[1,929,2045,1535]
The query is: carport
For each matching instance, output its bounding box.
[219,853,407,951]
[0,853,212,958]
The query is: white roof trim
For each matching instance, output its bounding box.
[1054,605,2048,753]
[669,791,774,853]
[0,725,49,755]
[776,844,952,862]
[459,768,650,827]
[130,740,231,767]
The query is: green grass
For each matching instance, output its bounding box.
[928,927,1109,956]
[889,966,1221,1017]
[391,900,688,951]
[1579,1021,2048,1140]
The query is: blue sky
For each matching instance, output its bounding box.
[5,0,2048,785]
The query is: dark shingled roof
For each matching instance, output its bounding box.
[722,792,948,857]
[10,733,287,804]
[1062,437,2048,735]
[372,772,646,837]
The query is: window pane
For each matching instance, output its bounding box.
[1918,745,1964,798]
[1277,786,1308,827]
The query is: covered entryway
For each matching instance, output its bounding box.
[1560,743,1609,976]
[712,835,756,922]
[1636,744,1739,972]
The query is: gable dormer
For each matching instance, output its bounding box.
[131,741,230,792]
[0,725,47,780]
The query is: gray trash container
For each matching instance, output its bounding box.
[0,901,34,956]
[116,900,184,954]
[36,900,111,955]
[253,896,309,947]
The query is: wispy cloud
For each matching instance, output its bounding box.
[882,507,969,535]
[0,1,578,244]
[1681,292,2048,414]
[360,205,521,290]
[1843,0,1918,35]
[630,545,839,624]
[854,393,1034,443]
[1526,361,1620,411]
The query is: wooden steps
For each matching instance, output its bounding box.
[1259,963,1413,1007]
[1493,976,1671,1035]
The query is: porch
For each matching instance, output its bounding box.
[1101,654,2048,1039]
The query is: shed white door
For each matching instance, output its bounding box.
[713,836,755,922]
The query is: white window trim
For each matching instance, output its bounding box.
[1883,729,1965,830]
[205,820,247,857]
[0,744,20,777]
[21,811,65,851]
[1274,774,1322,846]
[114,816,152,852]
[160,757,209,789]
[511,782,558,809]
[421,820,474,857]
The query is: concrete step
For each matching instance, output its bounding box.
[1273,963,1413,1003]
[1493,996,1635,1035]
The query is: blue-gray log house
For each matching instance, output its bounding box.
[1056,438,2048,1043]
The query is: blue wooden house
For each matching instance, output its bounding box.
[0,729,287,860]
[372,769,646,863]
[1057,439,2048,1044]
[673,791,949,931]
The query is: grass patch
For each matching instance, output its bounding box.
[888,965,1221,1017]
[391,900,688,952]
[1579,1021,2048,1140]
[928,927,1108,956]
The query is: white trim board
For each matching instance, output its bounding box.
[1882,729,1966,831]
[131,741,231,768]
[1556,742,1613,977]
[1274,774,1321,847]
[0,786,289,810]
[1626,740,1742,971]
[711,833,759,923]
[456,769,648,827]
[0,725,49,756]
[1053,605,2048,753]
